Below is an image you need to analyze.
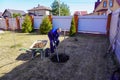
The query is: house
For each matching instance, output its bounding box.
[2,9,26,18]
[0,12,2,18]
[93,0,120,15]
[28,4,51,16]
[74,11,88,16]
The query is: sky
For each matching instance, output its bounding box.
[0,0,97,15]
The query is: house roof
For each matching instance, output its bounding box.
[28,4,51,11]
[94,0,120,11]
[74,11,88,16]
[96,9,108,12]
[94,0,101,10]
[3,9,26,15]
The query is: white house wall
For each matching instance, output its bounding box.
[78,15,107,34]
[110,8,120,63]
[29,10,49,16]
[52,16,72,31]
[109,9,119,49]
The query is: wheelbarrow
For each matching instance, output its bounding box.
[20,40,48,59]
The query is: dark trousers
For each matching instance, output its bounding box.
[48,32,59,53]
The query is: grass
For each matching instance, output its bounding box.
[0,31,119,80]
[0,31,64,77]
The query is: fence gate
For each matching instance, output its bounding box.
[78,15,107,34]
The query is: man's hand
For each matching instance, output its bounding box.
[52,40,56,47]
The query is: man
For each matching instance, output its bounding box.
[48,27,61,53]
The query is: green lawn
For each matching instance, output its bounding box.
[0,31,64,77]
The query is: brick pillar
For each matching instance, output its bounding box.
[16,17,20,30]
[48,15,52,24]
[5,17,9,30]
[74,15,79,33]
[106,13,112,36]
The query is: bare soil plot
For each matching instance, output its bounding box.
[0,32,119,80]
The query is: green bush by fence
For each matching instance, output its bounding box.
[22,15,33,33]
[39,16,52,34]
[69,17,76,36]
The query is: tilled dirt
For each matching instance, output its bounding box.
[0,34,119,80]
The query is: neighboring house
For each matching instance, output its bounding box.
[0,12,2,18]
[93,0,120,15]
[2,9,26,18]
[74,11,88,16]
[28,4,51,16]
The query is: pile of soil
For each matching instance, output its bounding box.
[33,42,46,48]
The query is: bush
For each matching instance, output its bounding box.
[39,16,52,34]
[22,15,33,33]
[69,17,76,36]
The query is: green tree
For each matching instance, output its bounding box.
[22,15,33,33]
[12,13,22,18]
[39,16,52,34]
[51,0,70,16]
[60,2,70,16]
[51,0,59,15]
[69,18,76,36]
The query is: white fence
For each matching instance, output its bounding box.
[0,18,6,29]
[0,16,108,34]
[19,18,24,29]
[34,16,44,29]
[110,8,120,63]
[52,16,72,31]
[9,18,17,30]
[78,15,107,34]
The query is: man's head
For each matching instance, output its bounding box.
[57,28,61,33]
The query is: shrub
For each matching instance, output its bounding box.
[12,13,22,18]
[69,17,76,36]
[22,15,33,33]
[39,16,52,34]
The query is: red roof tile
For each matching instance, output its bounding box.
[74,11,88,16]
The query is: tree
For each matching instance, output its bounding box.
[12,13,22,18]
[39,16,52,34]
[22,15,33,33]
[60,2,70,16]
[51,0,70,16]
[69,18,76,36]
[51,0,59,15]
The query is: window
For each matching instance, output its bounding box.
[103,1,107,7]
[109,0,113,7]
